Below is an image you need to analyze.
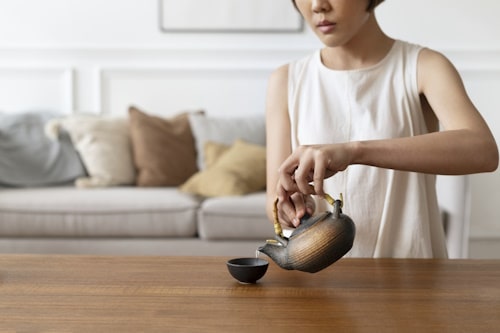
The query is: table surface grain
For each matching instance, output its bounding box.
[0,255,499,332]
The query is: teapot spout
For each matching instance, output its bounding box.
[258,237,293,270]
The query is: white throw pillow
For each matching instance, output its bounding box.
[45,113,135,188]
[188,113,266,170]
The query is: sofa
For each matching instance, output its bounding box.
[0,186,273,256]
[0,107,274,256]
[0,109,471,258]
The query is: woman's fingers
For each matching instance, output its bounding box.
[274,144,349,227]
[276,194,298,227]
[278,160,299,193]
[304,195,316,216]
[312,153,328,197]
[279,145,330,196]
[276,184,312,228]
[278,149,310,194]
[290,192,307,226]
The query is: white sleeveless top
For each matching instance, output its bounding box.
[288,40,447,258]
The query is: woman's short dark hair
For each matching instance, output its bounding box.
[367,0,384,11]
[291,0,385,12]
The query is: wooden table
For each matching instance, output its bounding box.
[0,255,499,332]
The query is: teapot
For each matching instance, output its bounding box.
[258,194,355,273]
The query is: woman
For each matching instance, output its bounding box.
[266,0,498,258]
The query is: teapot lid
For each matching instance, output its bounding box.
[290,211,331,238]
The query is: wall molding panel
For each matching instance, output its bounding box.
[0,66,74,113]
[97,66,273,116]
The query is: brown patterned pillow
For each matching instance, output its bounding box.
[128,106,201,187]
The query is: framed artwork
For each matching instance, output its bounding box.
[159,0,303,33]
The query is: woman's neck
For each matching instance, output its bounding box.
[320,16,394,71]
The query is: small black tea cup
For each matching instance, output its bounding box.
[226,258,268,284]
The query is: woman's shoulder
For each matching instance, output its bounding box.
[285,50,321,82]
[394,40,455,80]
[416,45,461,93]
[392,39,425,57]
[418,47,452,65]
[416,44,456,76]
[269,50,319,83]
[396,40,449,63]
[269,63,289,86]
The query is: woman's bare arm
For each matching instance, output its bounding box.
[266,65,291,222]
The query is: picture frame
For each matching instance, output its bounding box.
[159,0,303,33]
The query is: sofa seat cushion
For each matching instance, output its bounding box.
[197,192,274,240]
[0,187,200,238]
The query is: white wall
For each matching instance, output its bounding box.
[0,0,499,255]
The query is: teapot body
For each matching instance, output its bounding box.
[258,199,355,273]
[285,211,355,272]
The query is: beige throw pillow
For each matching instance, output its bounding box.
[180,139,266,197]
[203,141,230,169]
[128,106,200,187]
[45,113,135,188]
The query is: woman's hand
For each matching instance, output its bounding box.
[277,143,354,198]
[275,190,316,228]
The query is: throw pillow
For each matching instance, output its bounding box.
[180,139,266,197]
[0,111,86,187]
[188,113,266,170]
[204,141,230,169]
[45,113,135,188]
[128,106,201,187]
